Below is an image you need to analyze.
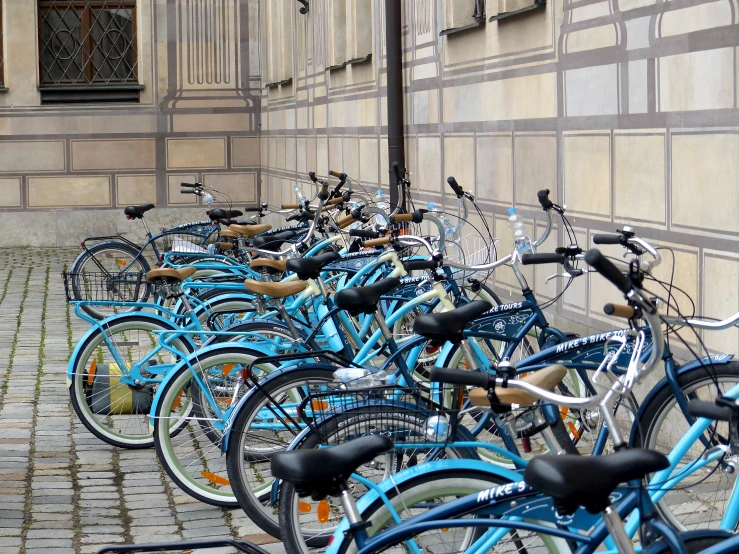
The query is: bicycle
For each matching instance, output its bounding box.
[272,248,739,554]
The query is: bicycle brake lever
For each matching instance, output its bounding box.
[624,330,646,389]
[593,335,628,384]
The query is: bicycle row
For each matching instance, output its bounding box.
[64,167,739,554]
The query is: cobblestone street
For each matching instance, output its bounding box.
[0,249,286,554]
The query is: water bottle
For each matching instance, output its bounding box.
[294,183,306,204]
[428,203,454,239]
[375,189,390,212]
[507,207,533,255]
[333,368,389,388]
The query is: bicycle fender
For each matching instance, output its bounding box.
[220,362,340,452]
[66,312,198,388]
[326,459,523,554]
[628,353,735,446]
[148,341,280,426]
[434,341,458,367]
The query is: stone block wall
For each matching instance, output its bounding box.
[258,0,739,355]
[0,0,261,247]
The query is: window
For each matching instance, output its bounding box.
[265,0,294,87]
[38,0,141,103]
[441,0,485,35]
[327,0,372,70]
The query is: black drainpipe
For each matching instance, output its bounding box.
[385,0,406,212]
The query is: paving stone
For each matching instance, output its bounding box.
[0,250,286,554]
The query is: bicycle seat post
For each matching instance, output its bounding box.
[602,505,635,554]
[140,214,152,239]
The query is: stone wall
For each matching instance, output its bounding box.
[258,0,739,355]
[0,0,261,246]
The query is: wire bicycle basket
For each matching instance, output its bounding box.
[62,270,147,304]
[157,222,219,255]
[445,232,497,283]
[299,381,461,448]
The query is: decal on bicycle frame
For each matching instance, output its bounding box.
[546,330,652,372]
[469,302,535,339]
[475,481,625,531]
[324,251,385,272]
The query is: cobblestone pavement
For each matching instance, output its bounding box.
[0,249,286,554]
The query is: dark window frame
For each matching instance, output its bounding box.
[38,0,142,104]
[440,0,486,36]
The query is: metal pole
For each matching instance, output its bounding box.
[385,0,406,212]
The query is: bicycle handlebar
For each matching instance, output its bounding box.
[349,228,381,239]
[520,253,566,265]
[593,234,622,245]
[584,249,633,294]
[447,176,464,199]
[604,303,636,319]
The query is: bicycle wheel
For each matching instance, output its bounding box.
[193,321,318,445]
[154,346,282,507]
[632,362,739,531]
[279,408,477,551]
[327,469,570,554]
[225,367,338,538]
[71,242,152,320]
[68,315,194,448]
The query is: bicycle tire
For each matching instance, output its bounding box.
[632,361,739,532]
[68,314,194,449]
[326,469,569,554]
[71,241,152,320]
[192,320,318,445]
[226,367,339,539]
[154,346,283,507]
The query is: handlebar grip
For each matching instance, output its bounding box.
[429,367,492,389]
[337,214,356,228]
[447,176,464,198]
[393,214,414,223]
[308,172,318,183]
[218,242,234,251]
[593,234,622,245]
[363,237,390,247]
[537,189,554,210]
[403,259,437,272]
[392,162,402,181]
[687,399,734,422]
[604,304,636,319]
[180,182,199,188]
[318,183,330,201]
[520,253,565,265]
[329,170,346,179]
[282,204,300,210]
[181,190,196,194]
[584,249,633,295]
[244,206,263,213]
[329,197,344,206]
[349,228,381,239]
